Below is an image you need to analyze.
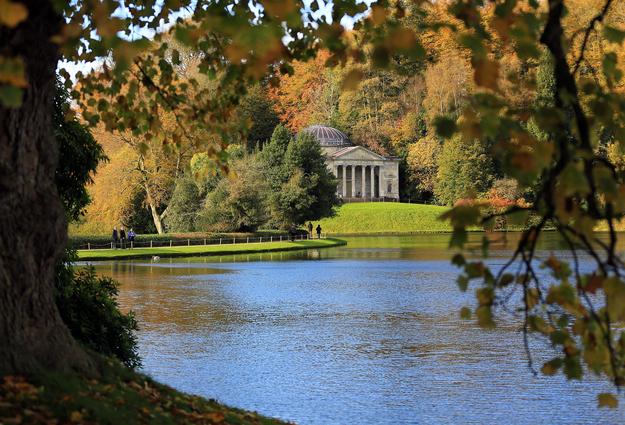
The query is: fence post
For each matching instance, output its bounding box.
[131,241,133,249]
[188,239,190,247]
[151,241,153,248]
[260,237,262,243]
[110,242,112,249]
[233,238,236,245]
[204,239,206,245]
[170,240,172,247]
[280,236,282,242]
[271,236,273,243]
[247,237,249,244]
[88,243,90,250]
[220,238,222,245]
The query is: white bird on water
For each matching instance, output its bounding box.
[152,255,160,261]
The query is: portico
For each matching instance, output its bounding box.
[299,125,400,201]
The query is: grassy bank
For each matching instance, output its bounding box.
[77,238,346,261]
[1,359,290,425]
[316,202,452,234]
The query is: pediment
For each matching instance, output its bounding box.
[329,146,387,161]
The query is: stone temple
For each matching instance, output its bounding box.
[299,125,400,201]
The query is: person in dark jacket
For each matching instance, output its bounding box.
[290,223,297,241]
[120,227,127,249]
[316,224,322,239]
[112,226,118,249]
[308,222,313,238]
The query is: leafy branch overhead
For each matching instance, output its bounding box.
[436,0,625,407]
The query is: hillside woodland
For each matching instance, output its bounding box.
[72,0,625,236]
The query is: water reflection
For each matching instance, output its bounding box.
[90,233,625,425]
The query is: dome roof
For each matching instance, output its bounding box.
[299,125,352,148]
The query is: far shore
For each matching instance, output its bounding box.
[76,238,347,261]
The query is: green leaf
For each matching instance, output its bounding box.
[541,358,563,376]
[603,26,625,44]
[449,227,467,249]
[451,254,465,267]
[457,275,469,292]
[598,393,618,408]
[460,307,471,319]
[0,85,22,107]
[498,273,514,287]
[434,117,457,139]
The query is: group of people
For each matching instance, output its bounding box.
[112,226,136,249]
[290,222,322,241]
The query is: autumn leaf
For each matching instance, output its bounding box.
[598,393,618,408]
[0,0,28,28]
[473,58,499,90]
[341,69,364,92]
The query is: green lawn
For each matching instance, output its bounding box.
[315,202,452,234]
[77,238,346,261]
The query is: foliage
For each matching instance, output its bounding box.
[435,134,496,206]
[122,189,160,235]
[166,177,203,233]
[435,0,625,406]
[263,130,340,227]
[200,154,269,232]
[54,78,107,221]
[54,249,140,368]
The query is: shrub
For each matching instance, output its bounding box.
[54,248,141,368]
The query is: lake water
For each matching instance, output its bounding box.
[93,233,625,424]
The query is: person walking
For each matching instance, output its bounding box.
[308,222,313,239]
[316,224,322,239]
[112,226,118,249]
[128,228,136,248]
[120,227,127,249]
[290,222,297,241]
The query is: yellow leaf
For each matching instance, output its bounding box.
[341,69,364,92]
[70,411,83,422]
[0,0,28,28]
[473,58,499,90]
[370,4,388,25]
[598,393,618,408]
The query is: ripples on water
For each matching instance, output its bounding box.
[92,234,625,424]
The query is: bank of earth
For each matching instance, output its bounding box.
[77,238,346,261]
[1,358,292,425]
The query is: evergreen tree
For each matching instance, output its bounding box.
[266,131,340,226]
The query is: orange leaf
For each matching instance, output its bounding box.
[473,58,499,90]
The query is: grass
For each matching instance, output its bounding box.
[316,202,452,234]
[77,238,346,261]
[0,358,291,425]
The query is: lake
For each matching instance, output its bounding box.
[93,233,625,424]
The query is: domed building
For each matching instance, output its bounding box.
[299,125,400,201]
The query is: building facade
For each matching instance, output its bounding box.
[299,125,400,201]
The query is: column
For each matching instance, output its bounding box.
[379,165,386,198]
[342,165,347,197]
[350,165,355,197]
[361,165,366,199]
[371,166,375,198]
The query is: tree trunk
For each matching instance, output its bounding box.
[0,0,96,376]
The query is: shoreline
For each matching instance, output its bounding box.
[76,238,347,261]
